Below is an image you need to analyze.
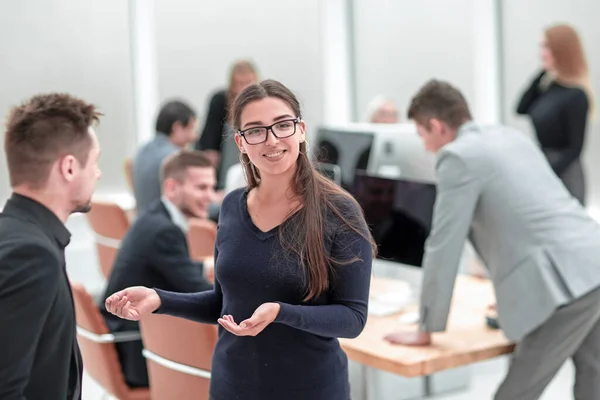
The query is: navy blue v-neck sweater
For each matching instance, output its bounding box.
[154,188,373,400]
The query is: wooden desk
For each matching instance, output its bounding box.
[340,275,515,377]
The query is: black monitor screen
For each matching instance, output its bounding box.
[314,128,374,190]
[351,172,437,267]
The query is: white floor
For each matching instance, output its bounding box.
[65,214,576,400]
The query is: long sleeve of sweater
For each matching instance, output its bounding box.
[153,248,222,324]
[274,223,373,338]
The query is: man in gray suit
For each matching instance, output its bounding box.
[132,100,198,213]
[385,79,600,400]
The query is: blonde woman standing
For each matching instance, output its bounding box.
[517,24,593,206]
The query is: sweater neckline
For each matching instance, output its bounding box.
[238,188,302,240]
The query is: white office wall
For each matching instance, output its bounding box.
[154,0,323,136]
[353,0,476,122]
[501,0,600,206]
[0,0,136,201]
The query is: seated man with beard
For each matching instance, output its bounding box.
[100,149,215,388]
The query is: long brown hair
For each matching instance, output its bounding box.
[545,24,594,114]
[232,80,377,301]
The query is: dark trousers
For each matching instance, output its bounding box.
[559,159,586,206]
[114,339,149,388]
[544,152,586,206]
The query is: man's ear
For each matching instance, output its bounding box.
[429,118,443,134]
[162,177,176,197]
[171,121,183,136]
[59,155,77,182]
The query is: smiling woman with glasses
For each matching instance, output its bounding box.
[238,117,300,145]
[104,79,377,400]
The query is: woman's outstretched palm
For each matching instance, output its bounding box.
[105,286,161,321]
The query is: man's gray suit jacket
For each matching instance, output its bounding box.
[419,121,600,341]
[132,133,180,213]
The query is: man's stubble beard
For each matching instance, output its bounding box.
[72,199,92,214]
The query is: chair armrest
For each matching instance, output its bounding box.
[93,233,121,248]
[76,326,142,343]
[142,349,211,379]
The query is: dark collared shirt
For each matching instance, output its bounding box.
[0,193,82,400]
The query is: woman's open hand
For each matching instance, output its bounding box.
[217,302,280,336]
[105,286,161,321]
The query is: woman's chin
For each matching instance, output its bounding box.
[256,162,296,178]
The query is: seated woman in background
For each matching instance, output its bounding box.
[195,59,259,187]
[516,23,594,206]
[106,79,376,400]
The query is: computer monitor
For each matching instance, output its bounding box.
[315,162,342,186]
[314,125,375,189]
[366,122,437,184]
[217,124,240,189]
[351,171,437,267]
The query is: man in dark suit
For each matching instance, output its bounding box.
[0,93,102,399]
[101,149,215,388]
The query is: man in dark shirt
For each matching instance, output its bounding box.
[0,93,102,399]
[101,149,215,388]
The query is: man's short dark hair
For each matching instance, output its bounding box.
[161,150,213,183]
[4,93,101,189]
[407,79,472,129]
[155,100,196,136]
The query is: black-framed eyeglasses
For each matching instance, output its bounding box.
[238,118,300,145]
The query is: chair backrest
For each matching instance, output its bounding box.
[86,201,130,278]
[124,158,134,192]
[139,313,217,400]
[70,282,141,399]
[187,219,217,261]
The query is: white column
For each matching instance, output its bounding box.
[128,0,160,146]
[320,0,354,124]
[472,0,502,124]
